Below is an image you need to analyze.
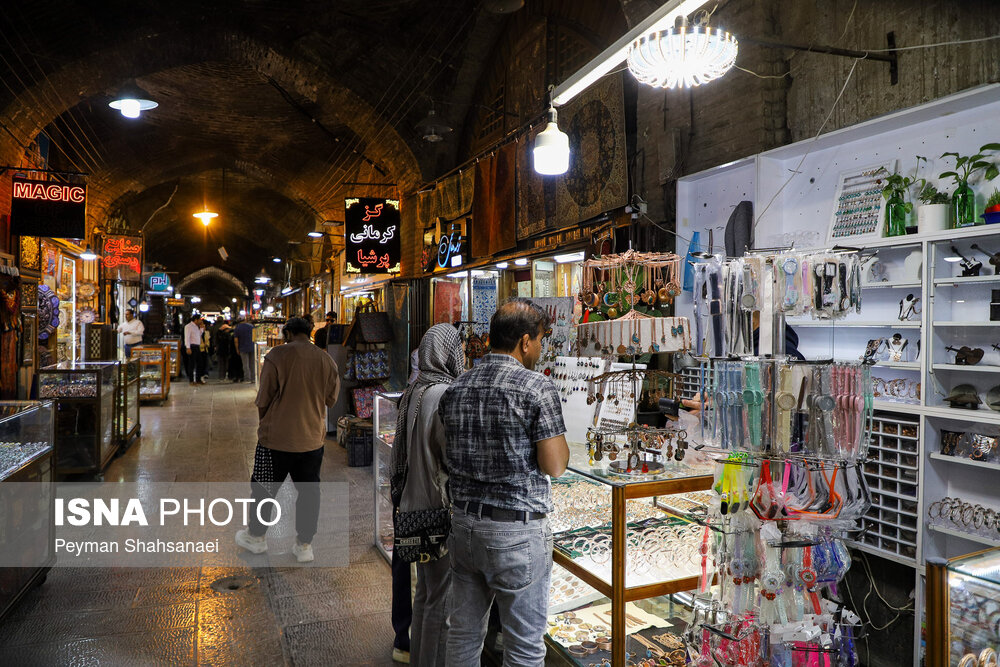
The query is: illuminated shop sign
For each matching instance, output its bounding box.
[102,235,143,281]
[10,176,87,238]
[437,231,465,269]
[147,272,171,292]
[345,197,401,274]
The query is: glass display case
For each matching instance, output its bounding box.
[116,359,140,448]
[0,401,55,622]
[927,548,1000,667]
[373,391,402,562]
[157,337,181,377]
[253,320,284,384]
[39,361,117,475]
[547,443,713,666]
[132,345,170,402]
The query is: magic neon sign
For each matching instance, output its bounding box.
[13,181,85,203]
[10,176,88,238]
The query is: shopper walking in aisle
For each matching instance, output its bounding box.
[390,324,464,666]
[183,314,204,385]
[235,317,340,562]
[314,311,337,350]
[216,320,234,380]
[234,316,256,383]
[197,318,210,383]
[439,299,569,667]
[117,308,144,359]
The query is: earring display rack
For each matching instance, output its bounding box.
[675,84,1000,665]
[541,251,716,667]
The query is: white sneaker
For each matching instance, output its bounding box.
[391,648,410,664]
[292,541,314,563]
[235,529,267,554]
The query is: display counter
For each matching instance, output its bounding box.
[372,391,402,562]
[547,443,713,665]
[0,400,55,622]
[927,548,1000,667]
[131,345,170,402]
[116,358,140,448]
[39,361,117,475]
[157,337,181,377]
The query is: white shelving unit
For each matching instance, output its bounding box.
[675,83,1000,666]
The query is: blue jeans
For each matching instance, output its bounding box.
[445,509,552,667]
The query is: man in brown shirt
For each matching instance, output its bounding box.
[236,317,340,562]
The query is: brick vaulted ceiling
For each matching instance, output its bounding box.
[0,0,517,285]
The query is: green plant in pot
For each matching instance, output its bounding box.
[940,143,1000,228]
[877,168,915,237]
[985,189,1000,224]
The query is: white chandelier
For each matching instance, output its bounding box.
[627,21,738,90]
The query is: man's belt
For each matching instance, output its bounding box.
[453,500,546,522]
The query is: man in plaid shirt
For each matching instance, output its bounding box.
[440,298,569,666]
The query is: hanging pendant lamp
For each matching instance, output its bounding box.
[109,82,158,118]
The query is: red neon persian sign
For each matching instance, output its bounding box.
[102,235,143,280]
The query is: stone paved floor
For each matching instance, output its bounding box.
[0,378,396,666]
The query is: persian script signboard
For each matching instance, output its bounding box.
[102,235,143,282]
[345,198,401,274]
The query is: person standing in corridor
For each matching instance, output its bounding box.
[234,316,256,383]
[235,317,340,562]
[184,314,204,385]
[439,299,569,667]
[117,308,144,359]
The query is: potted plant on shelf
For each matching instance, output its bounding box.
[985,189,1000,225]
[877,168,915,237]
[915,182,951,233]
[939,143,1000,228]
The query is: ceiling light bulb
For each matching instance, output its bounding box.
[417,108,453,143]
[272,257,281,263]
[514,258,529,266]
[496,262,509,269]
[627,20,738,90]
[193,210,218,226]
[109,83,158,118]
[944,256,963,263]
[483,0,524,13]
[533,107,570,175]
[175,293,182,299]
[138,301,150,313]
[252,303,261,310]
[307,231,323,238]
[80,245,98,261]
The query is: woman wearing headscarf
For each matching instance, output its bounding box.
[390,324,465,666]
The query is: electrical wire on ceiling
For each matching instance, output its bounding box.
[312,5,480,209]
[308,1,460,199]
[0,4,110,179]
[0,5,109,170]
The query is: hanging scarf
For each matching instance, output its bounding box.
[390,324,464,505]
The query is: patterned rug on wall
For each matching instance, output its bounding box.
[517,73,628,240]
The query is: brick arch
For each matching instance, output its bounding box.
[176,267,248,296]
[0,28,422,230]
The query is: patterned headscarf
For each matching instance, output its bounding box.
[390,324,464,504]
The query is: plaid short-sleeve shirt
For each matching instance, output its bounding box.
[440,353,566,514]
